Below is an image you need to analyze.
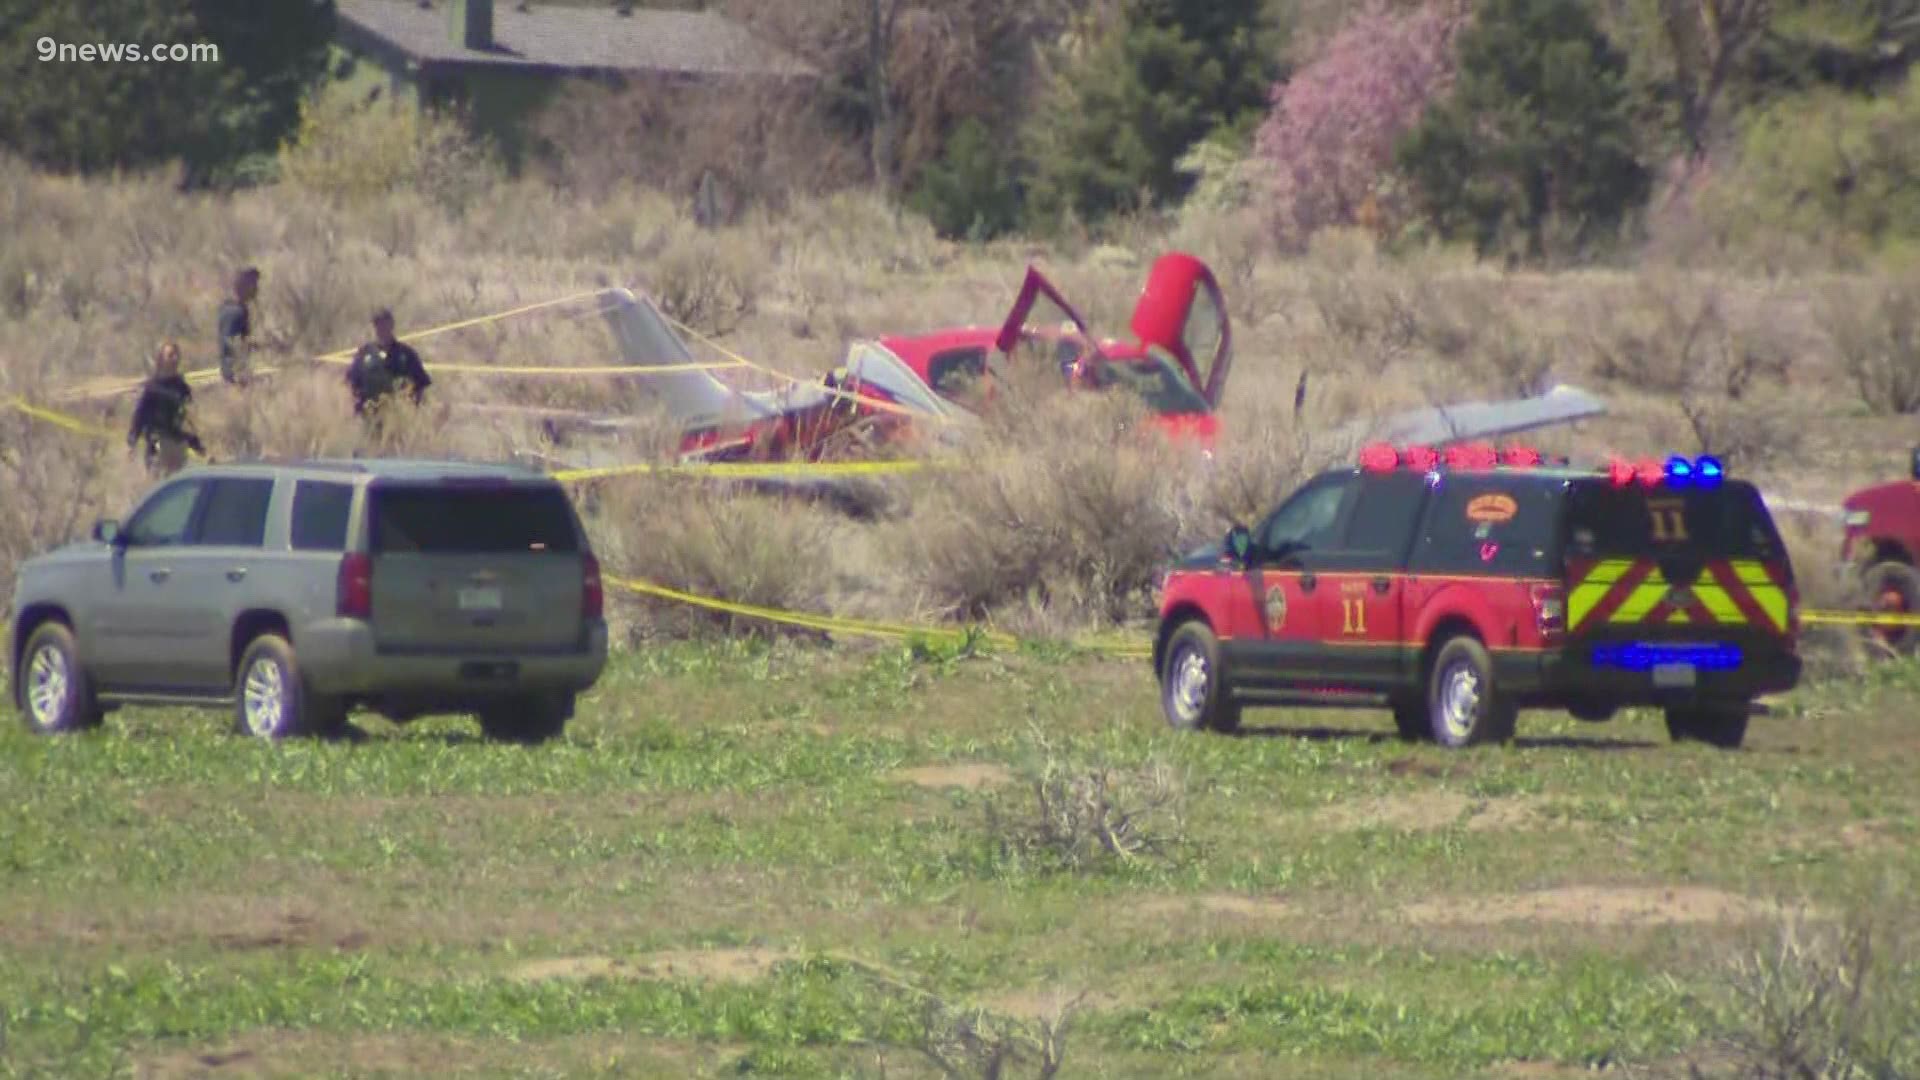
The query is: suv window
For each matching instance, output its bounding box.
[1562,480,1784,561]
[1337,472,1429,557]
[1259,473,1356,557]
[1409,474,1560,575]
[195,477,275,547]
[370,484,580,555]
[291,480,354,551]
[123,479,205,548]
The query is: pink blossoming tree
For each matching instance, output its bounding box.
[1254,0,1468,249]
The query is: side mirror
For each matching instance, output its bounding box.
[91,519,122,546]
[1224,523,1253,565]
[1911,446,1919,481]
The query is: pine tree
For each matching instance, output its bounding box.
[1023,0,1285,227]
[1397,0,1651,258]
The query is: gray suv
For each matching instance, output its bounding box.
[8,459,608,742]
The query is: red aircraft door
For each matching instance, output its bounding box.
[1127,253,1232,408]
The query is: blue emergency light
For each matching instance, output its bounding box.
[1661,454,1724,489]
[1591,642,1743,671]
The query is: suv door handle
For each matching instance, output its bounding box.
[226,568,247,582]
[1372,575,1392,594]
[1298,572,1317,592]
[148,569,171,583]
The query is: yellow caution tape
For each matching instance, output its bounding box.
[4,396,118,439]
[1803,610,1920,628]
[608,574,1021,647]
[308,358,749,376]
[553,459,936,483]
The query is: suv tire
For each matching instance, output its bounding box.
[1861,561,1919,654]
[1425,636,1516,748]
[234,634,344,740]
[1664,704,1748,749]
[478,692,573,744]
[1160,621,1241,735]
[15,622,103,734]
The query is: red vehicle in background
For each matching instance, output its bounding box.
[1839,446,1920,650]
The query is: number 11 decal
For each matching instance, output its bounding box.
[1342,598,1367,635]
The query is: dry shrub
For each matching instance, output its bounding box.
[911,988,1082,1080]
[988,733,1188,875]
[0,418,144,614]
[649,225,767,337]
[1817,271,1920,416]
[189,368,514,464]
[886,383,1185,626]
[1666,899,1920,1080]
[586,481,848,641]
[1198,394,1344,530]
[276,82,499,213]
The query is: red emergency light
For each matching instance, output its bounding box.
[1360,443,1546,473]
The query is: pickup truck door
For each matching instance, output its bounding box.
[1234,473,1358,690]
[1308,472,1430,690]
[92,477,210,692]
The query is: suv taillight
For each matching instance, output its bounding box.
[1530,582,1566,640]
[337,552,372,618]
[582,553,603,620]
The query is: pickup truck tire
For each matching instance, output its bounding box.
[1390,695,1430,741]
[1664,704,1748,749]
[478,692,573,744]
[233,634,343,740]
[1425,636,1516,748]
[1160,621,1241,735]
[15,622,103,734]
[1861,561,1918,653]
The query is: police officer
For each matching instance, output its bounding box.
[346,307,432,417]
[127,342,205,476]
[217,266,259,386]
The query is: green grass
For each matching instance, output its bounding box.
[2,641,1917,1078]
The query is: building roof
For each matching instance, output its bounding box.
[336,0,816,80]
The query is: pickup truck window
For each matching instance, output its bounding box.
[1339,472,1429,557]
[1563,481,1783,560]
[370,485,579,555]
[195,478,274,548]
[124,479,205,548]
[1409,475,1557,574]
[291,480,353,552]
[1259,474,1355,557]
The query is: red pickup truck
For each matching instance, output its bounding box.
[1839,446,1920,651]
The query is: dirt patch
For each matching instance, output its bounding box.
[513,947,793,985]
[1309,791,1549,832]
[1385,758,1473,780]
[1132,893,1295,922]
[1400,886,1793,927]
[135,1032,706,1079]
[891,764,1014,790]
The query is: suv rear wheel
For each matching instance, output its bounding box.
[1425,636,1516,748]
[478,692,574,745]
[1160,621,1241,735]
[234,634,345,740]
[15,622,103,734]
[1664,704,1748,749]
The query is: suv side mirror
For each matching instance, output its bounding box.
[91,518,122,546]
[1911,446,1919,480]
[1224,523,1253,565]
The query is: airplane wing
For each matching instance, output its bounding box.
[1336,384,1608,447]
[600,288,775,426]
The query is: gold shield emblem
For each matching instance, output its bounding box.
[1264,584,1287,632]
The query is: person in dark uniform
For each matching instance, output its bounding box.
[217,266,259,385]
[346,307,432,417]
[127,342,205,476]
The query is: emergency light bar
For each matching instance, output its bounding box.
[1359,444,1730,489]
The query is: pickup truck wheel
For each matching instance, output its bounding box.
[233,634,340,740]
[1426,636,1516,748]
[478,692,572,745]
[1160,621,1240,734]
[1664,704,1748,749]
[15,622,103,734]
[1861,561,1919,653]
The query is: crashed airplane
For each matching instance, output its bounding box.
[513,253,1606,490]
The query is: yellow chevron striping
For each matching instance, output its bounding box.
[1745,585,1789,631]
[1609,582,1669,623]
[1566,559,1635,630]
[1691,583,1747,624]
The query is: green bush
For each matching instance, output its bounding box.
[276,83,500,212]
[908,118,1022,241]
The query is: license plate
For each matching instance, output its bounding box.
[458,586,502,611]
[1653,663,1696,688]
